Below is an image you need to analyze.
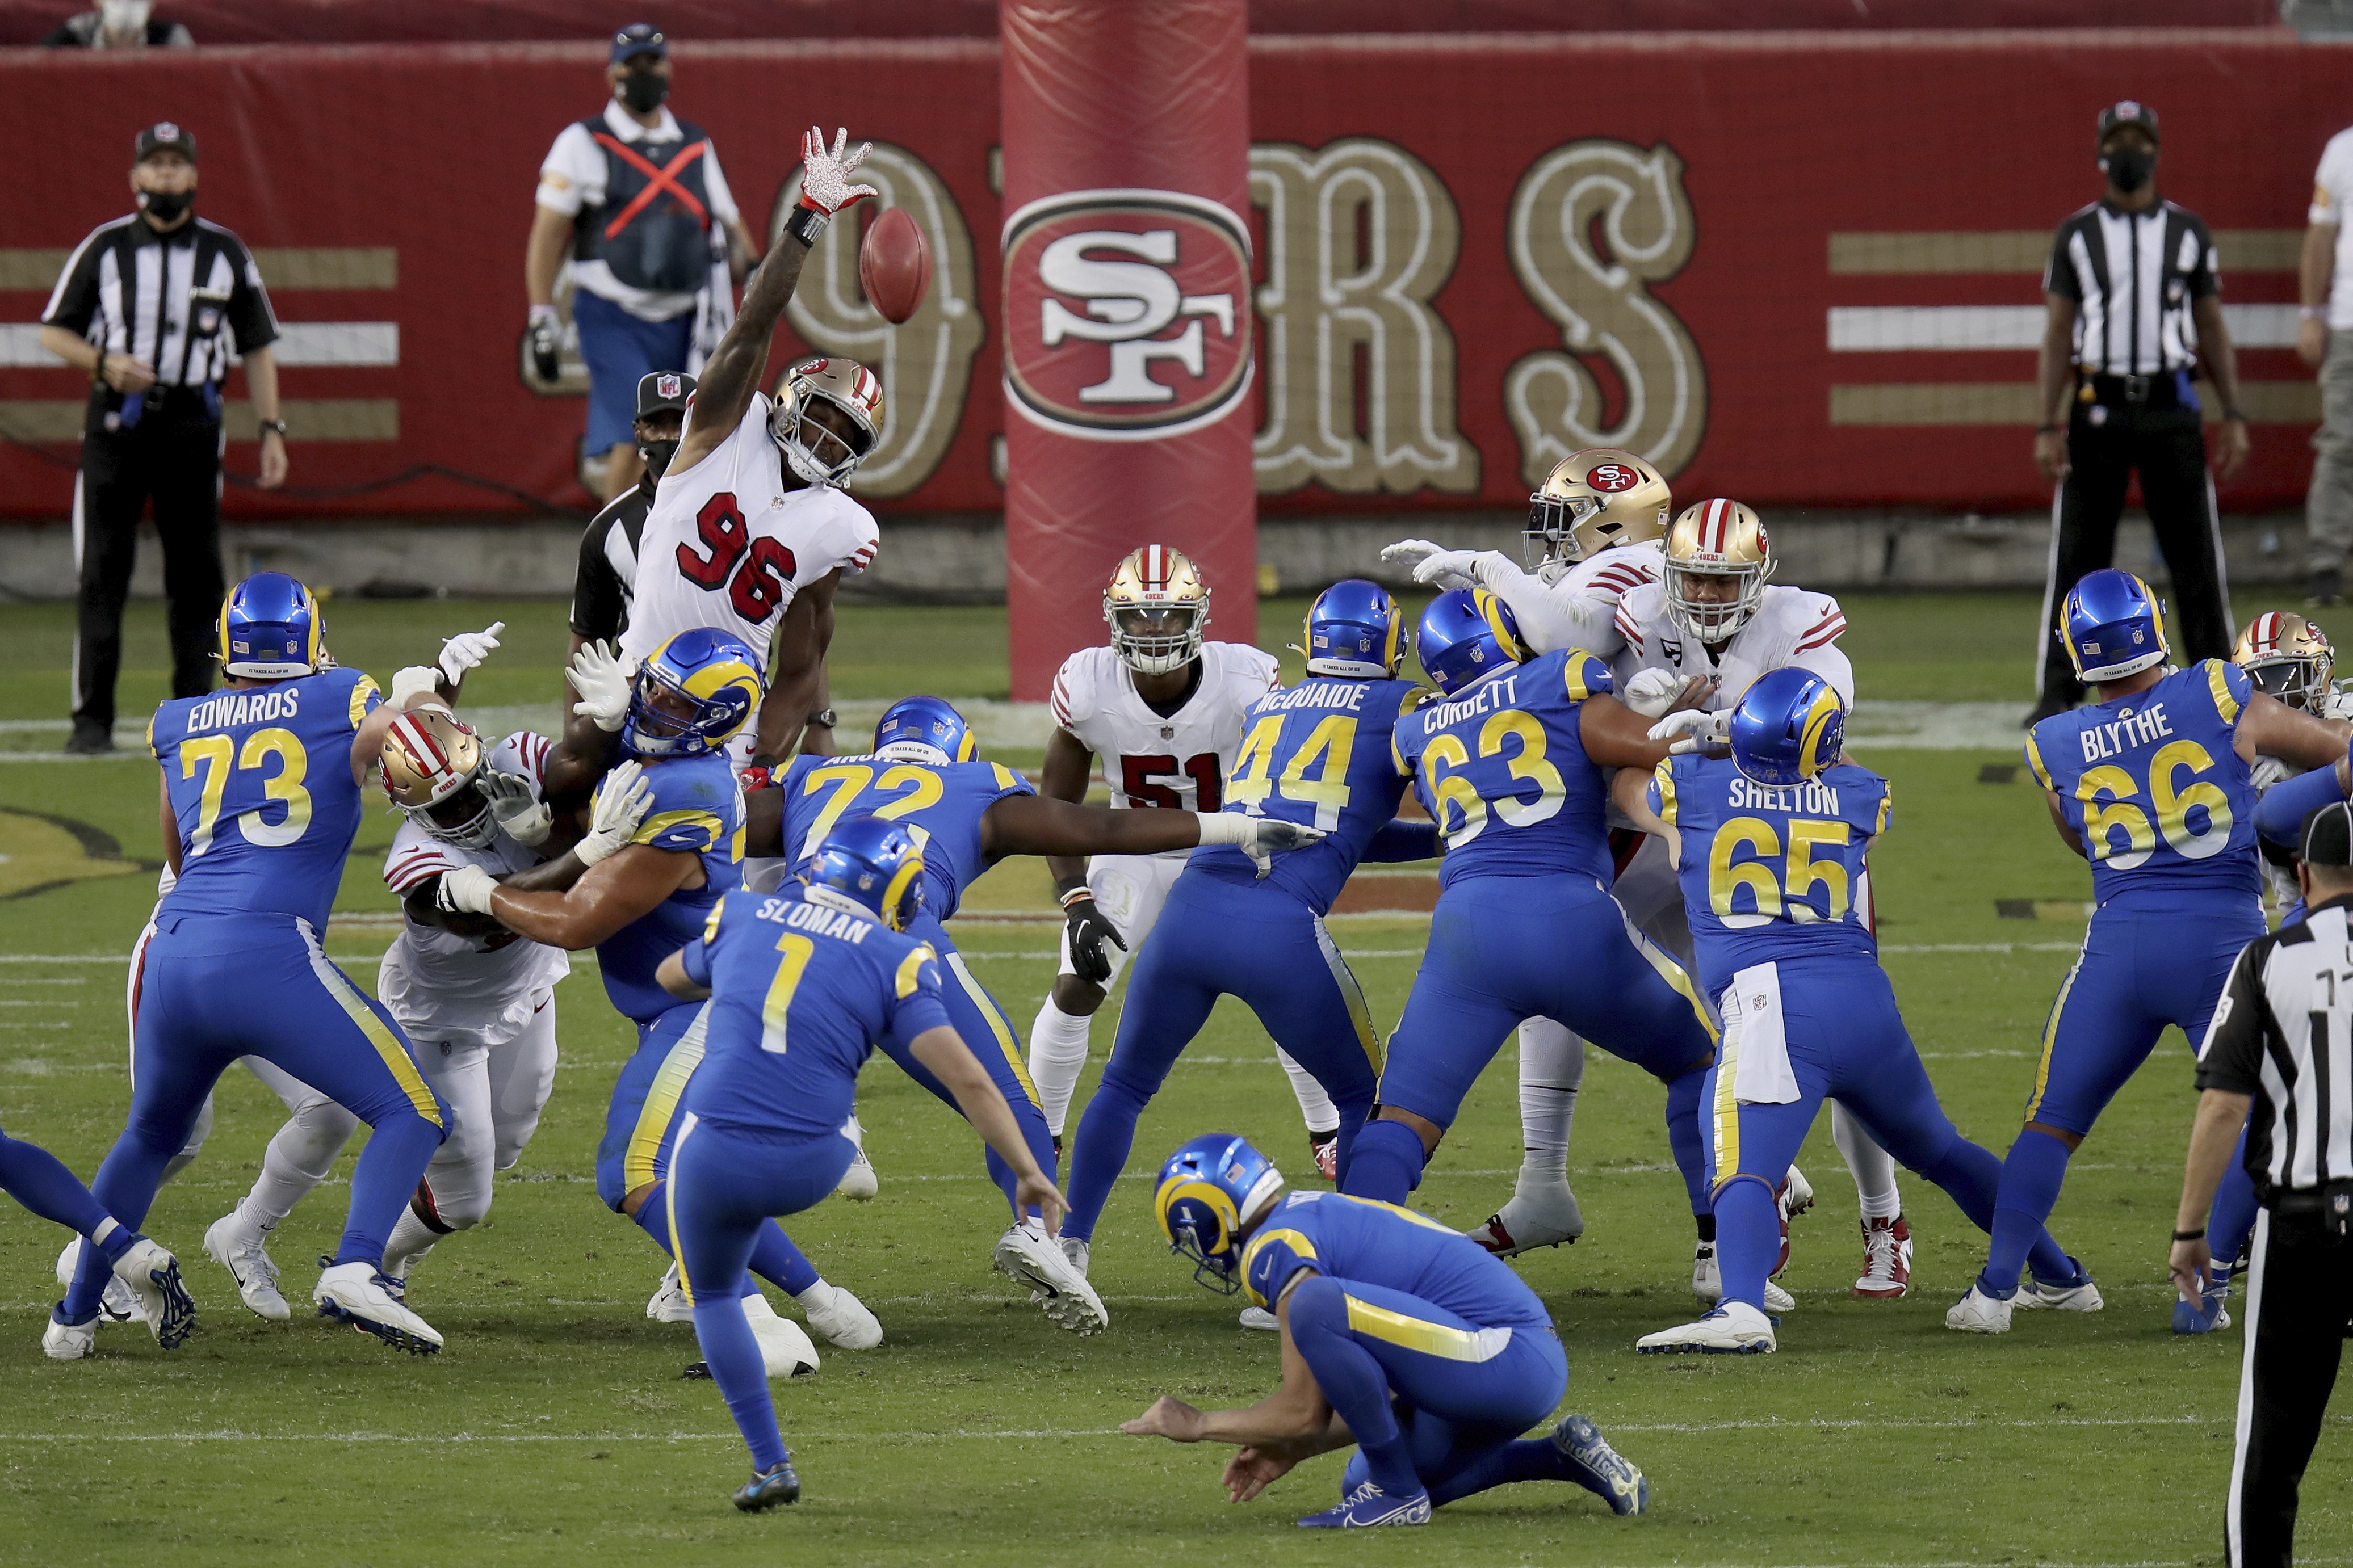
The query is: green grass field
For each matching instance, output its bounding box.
[0,592,2345,1567]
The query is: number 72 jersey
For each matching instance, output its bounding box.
[2025,658,2260,902]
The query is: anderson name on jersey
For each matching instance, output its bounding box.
[1613,582,1853,709]
[1048,641,1281,825]
[622,392,880,674]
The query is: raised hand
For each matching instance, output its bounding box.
[437,621,504,689]
[576,760,652,867]
[796,127,879,219]
[567,641,637,733]
[1648,708,1729,755]
[477,769,551,848]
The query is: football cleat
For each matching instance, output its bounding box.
[832,1116,879,1201]
[1058,1235,1089,1278]
[1239,1306,1280,1332]
[647,1263,694,1323]
[1553,1414,1650,1515]
[55,1238,137,1324]
[1310,1132,1339,1183]
[1636,1302,1777,1356]
[112,1238,196,1350]
[205,1213,291,1321]
[794,1279,883,1350]
[313,1262,442,1355]
[1297,1481,1431,1529]
[1852,1215,1913,1300]
[995,1222,1109,1335]
[733,1457,802,1512]
[742,1292,820,1377]
[2016,1259,2104,1313]
[1945,1281,2014,1334]
[2172,1264,2234,1335]
[1465,1183,1584,1257]
[1691,1242,1794,1311]
[43,1308,98,1361]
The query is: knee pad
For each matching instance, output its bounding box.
[1712,1170,1777,1204]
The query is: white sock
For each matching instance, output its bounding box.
[381,1205,442,1273]
[1516,1018,1584,1188]
[1274,1047,1339,1136]
[1026,998,1095,1138]
[1831,1102,1902,1221]
[237,1103,358,1231]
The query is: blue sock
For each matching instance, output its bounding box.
[66,1126,179,1319]
[982,1095,1062,1224]
[1340,1119,1425,1204]
[1428,1437,1567,1506]
[1981,1127,2073,1297]
[1064,1070,1151,1245]
[1286,1277,1421,1498]
[748,1221,820,1297]
[1662,1068,1711,1216]
[2208,1126,2258,1268]
[630,1183,678,1254]
[1713,1176,1780,1310]
[334,1109,443,1268]
[0,1133,123,1255]
[1920,1137,2075,1282]
[690,1293,787,1470]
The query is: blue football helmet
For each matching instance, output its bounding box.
[217,571,323,679]
[1415,588,1530,697]
[799,814,927,931]
[873,695,977,764]
[1153,1133,1287,1296]
[1728,667,1847,788]
[620,629,764,760]
[1301,579,1408,679]
[2062,568,2170,684]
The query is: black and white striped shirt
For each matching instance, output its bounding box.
[2044,199,2219,377]
[569,480,653,644]
[40,213,278,404]
[2199,898,2353,1201]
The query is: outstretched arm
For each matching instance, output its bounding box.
[1579,693,1679,771]
[979,793,1324,872]
[1122,1282,1341,1455]
[2238,689,2352,772]
[480,844,694,952]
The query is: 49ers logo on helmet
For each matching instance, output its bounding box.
[1586,462,1639,492]
[1003,188,1252,442]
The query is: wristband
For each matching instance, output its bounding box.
[808,708,838,729]
[528,303,557,323]
[2172,1228,2206,1243]
[2305,305,2328,321]
[1054,875,1090,902]
[1194,812,1249,846]
[1059,888,1095,911]
[785,204,829,247]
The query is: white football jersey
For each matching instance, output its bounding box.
[1612,582,1855,709]
[622,392,880,675]
[1483,543,1662,668]
[1050,641,1281,827]
[378,731,571,1046]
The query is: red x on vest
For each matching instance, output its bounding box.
[592,132,711,241]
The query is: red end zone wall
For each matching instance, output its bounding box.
[0,31,2341,526]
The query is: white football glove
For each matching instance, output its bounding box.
[436,621,504,688]
[1648,708,1731,754]
[1196,812,1327,877]
[567,641,637,733]
[476,768,551,848]
[1620,667,1689,721]
[796,126,879,217]
[576,760,653,867]
[1379,539,1445,569]
[388,666,443,709]
[434,864,497,917]
[1408,549,1483,591]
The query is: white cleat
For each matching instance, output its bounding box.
[832,1116,878,1201]
[741,1292,819,1377]
[2016,1259,2104,1313]
[112,1238,196,1348]
[56,1238,138,1324]
[42,1311,97,1361]
[793,1279,883,1350]
[1852,1215,1914,1300]
[1780,1165,1816,1219]
[1463,1183,1585,1256]
[995,1222,1109,1335]
[313,1261,442,1355]
[1239,1306,1281,1331]
[1945,1282,2014,1334]
[204,1213,291,1322]
[647,1263,694,1323]
[1692,1242,1794,1312]
[1637,1301,1777,1356]
[1059,1235,1089,1277]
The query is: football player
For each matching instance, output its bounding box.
[1058,582,1438,1311]
[1025,545,1345,1174]
[1953,570,2348,1332]
[618,127,885,774]
[653,817,1069,1511]
[1618,669,2082,1353]
[54,573,456,1358]
[9,1104,191,1352]
[748,694,1324,1334]
[1122,1134,1649,1528]
[1341,591,1720,1243]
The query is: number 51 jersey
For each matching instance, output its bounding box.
[622,392,879,674]
[1049,641,1281,827]
[2025,658,2259,902]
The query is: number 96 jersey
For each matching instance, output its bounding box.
[621,392,880,674]
[2025,659,2259,903]
[1048,641,1281,834]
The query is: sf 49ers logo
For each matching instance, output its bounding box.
[1586,462,1639,491]
[1003,188,1253,442]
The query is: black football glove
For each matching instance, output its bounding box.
[525,310,561,382]
[1061,893,1127,985]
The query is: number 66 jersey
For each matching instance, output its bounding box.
[622,393,879,675]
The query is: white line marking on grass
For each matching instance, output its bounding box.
[1881,942,2087,954]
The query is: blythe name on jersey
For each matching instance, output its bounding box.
[766,896,874,944]
[1253,680,1371,716]
[184,687,301,732]
[1725,777,1843,816]
[1425,672,1520,732]
[2077,703,2176,763]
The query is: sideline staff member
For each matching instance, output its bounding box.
[37,123,287,755]
[2029,100,2250,726]
[2171,798,2353,1568]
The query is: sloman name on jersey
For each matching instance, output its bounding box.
[1255,680,1371,714]
[2076,703,2176,763]
[184,688,301,732]
[765,896,874,944]
[1422,670,1526,732]
[1725,777,1842,815]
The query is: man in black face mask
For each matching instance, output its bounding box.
[2027,99,2251,726]
[526,23,755,505]
[568,370,694,693]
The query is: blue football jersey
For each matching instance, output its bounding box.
[595,750,745,1023]
[1193,676,1427,914]
[678,886,953,1140]
[1649,754,1891,998]
[150,667,382,931]
[1391,649,1616,891]
[777,755,1034,920]
[1238,1189,1551,1330]
[2025,659,2259,902]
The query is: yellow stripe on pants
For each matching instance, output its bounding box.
[947,951,1041,1107]
[1343,1292,1514,1363]
[626,1004,709,1193]
[300,919,441,1127]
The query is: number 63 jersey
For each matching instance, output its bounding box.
[622,393,880,675]
[2024,659,2260,903]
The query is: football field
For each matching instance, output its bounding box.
[0,591,2346,1567]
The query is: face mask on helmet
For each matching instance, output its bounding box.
[1112,605,1205,674]
[772,395,875,488]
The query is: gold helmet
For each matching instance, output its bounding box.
[2233,610,2337,710]
[769,356,884,488]
[1104,545,1210,675]
[1525,448,1673,582]
[1664,498,1775,644]
[380,709,496,848]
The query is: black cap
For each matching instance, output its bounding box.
[134,121,196,163]
[2096,100,2159,148]
[2301,800,2353,868]
[635,371,695,420]
[610,22,666,64]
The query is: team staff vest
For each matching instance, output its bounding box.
[573,117,715,295]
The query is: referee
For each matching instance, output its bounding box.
[567,369,693,665]
[2172,797,2353,1568]
[2029,100,2251,727]
[36,123,286,754]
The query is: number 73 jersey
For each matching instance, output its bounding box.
[2025,659,2259,902]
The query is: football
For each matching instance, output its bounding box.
[859,207,932,325]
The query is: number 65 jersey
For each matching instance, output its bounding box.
[2025,659,2259,903]
[622,393,879,674]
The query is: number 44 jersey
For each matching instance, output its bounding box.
[622,392,880,675]
[1049,641,1281,837]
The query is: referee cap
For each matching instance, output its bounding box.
[2300,800,2353,868]
[134,121,196,163]
[610,22,666,64]
[635,371,695,421]
[2096,100,2159,147]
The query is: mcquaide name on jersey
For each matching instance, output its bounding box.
[1255,680,1373,714]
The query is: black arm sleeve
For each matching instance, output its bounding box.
[571,514,625,642]
[2044,222,2082,301]
[2187,214,2222,301]
[2196,939,2273,1095]
[223,239,279,352]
